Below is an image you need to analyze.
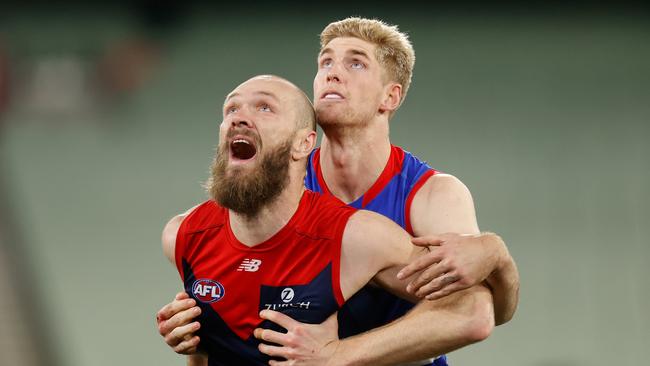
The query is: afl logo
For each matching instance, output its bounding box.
[192,279,225,303]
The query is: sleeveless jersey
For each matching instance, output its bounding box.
[306,144,447,366]
[175,190,356,366]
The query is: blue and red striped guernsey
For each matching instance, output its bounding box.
[175,190,356,366]
[305,144,447,366]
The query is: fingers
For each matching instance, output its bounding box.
[425,280,467,301]
[415,273,460,298]
[254,327,291,346]
[410,236,445,247]
[175,291,190,301]
[172,335,201,355]
[157,295,196,324]
[407,262,450,294]
[259,310,298,331]
[268,360,289,366]
[397,250,444,280]
[158,305,201,336]
[165,321,201,347]
[258,343,290,358]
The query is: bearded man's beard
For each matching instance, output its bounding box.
[207,139,293,219]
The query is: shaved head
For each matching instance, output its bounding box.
[242,75,316,131]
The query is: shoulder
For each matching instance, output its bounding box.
[417,173,473,203]
[161,204,204,264]
[410,173,480,234]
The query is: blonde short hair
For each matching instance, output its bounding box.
[320,17,415,106]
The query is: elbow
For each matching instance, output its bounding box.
[463,299,495,343]
[467,316,493,343]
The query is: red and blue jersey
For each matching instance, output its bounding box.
[306,144,447,365]
[175,190,356,365]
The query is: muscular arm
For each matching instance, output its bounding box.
[162,205,198,264]
[159,208,205,360]
[162,214,183,264]
[338,211,424,303]
[332,175,518,365]
[483,237,519,325]
[256,208,494,365]
[332,287,493,365]
[409,174,519,325]
[327,208,495,365]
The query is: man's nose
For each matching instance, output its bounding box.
[231,118,252,128]
[228,108,254,128]
[327,71,340,83]
[326,62,343,83]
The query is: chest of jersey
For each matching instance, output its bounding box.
[175,193,352,365]
[181,226,339,341]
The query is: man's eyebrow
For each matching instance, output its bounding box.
[319,47,333,57]
[348,49,370,59]
[224,91,239,102]
[224,90,280,104]
[318,47,371,60]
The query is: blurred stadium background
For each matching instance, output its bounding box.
[0,1,648,365]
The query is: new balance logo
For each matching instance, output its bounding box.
[237,259,262,272]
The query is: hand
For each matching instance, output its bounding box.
[397,233,503,300]
[156,291,202,354]
[254,310,340,366]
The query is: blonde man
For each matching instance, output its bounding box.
[158,18,519,366]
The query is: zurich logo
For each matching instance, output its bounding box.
[281,288,294,303]
[192,279,225,303]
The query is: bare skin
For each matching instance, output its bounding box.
[158,23,519,365]
[248,36,518,365]
[162,76,495,365]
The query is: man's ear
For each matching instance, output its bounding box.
[292,129,317,161]
[379,83,402,114]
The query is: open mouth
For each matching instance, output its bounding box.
[230,138,257,161]
[321,91,344,100]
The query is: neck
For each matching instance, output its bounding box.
[319,117,391,203]
[229,171,305,246]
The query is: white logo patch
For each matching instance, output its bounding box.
[281,288,295,303]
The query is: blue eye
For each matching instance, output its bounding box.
[226,106,238,114]
[322,59,333,68]
[259,105,272,112]
[351,62,364,69]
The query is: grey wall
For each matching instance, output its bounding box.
[1,7,648,366]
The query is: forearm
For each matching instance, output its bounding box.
[331,286,494,366]
[186,353,207,366]
[486,245,520,325]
